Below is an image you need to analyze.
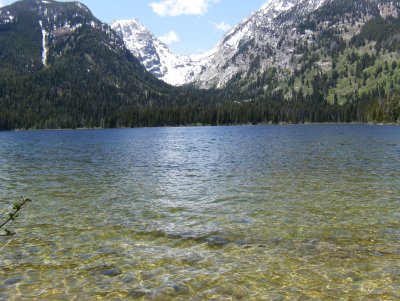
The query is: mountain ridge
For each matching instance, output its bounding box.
[114,0,400,90]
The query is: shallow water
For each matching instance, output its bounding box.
[0,125,399,300]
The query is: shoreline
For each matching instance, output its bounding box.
[4,122,400,133]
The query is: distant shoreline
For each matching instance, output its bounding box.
[4,122,399,133]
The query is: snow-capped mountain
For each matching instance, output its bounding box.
[112,0,327,88]
[114,0,399,88]
[111,19,215,86]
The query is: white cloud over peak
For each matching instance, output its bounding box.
[150,0,220,17]
[159,31,180,45]
[214,21,231,32]
[0,1,3,8]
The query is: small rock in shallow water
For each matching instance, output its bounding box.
[127,289,148,298]
[205,235,229,247]
[122,275,137,283]
[4,276,23,285]
[101,268,121,277]
[173,284,190,294]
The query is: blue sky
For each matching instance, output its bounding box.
[1,0,267,54]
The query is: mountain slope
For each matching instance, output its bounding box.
[0,0,181,129]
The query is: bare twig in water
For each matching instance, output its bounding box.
[0,196,31,236]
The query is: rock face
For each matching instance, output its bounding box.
[190,0,306,88]
[113,0,400,88]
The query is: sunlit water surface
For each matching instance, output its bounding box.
[0,125,399,300]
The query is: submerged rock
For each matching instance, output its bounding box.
[173,284,190,294]
[100,268,122,277]
[127,289,149,298]
[204,235,230,247]
[4,276,23,285]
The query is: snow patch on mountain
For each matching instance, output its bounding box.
[260,0,299,18]
[39,20,48,67]
[0,9,16,24]
[379,2,398,18]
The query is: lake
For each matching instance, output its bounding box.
[0,125,399,300]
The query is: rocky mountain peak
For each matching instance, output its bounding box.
[260,0,299,17]
[111,18,216,86]
[111,19,160,63]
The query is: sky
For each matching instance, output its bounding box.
[0,0,267,54]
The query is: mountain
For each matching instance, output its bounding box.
[111,19,215,86]
[0,0,194,129]
[0,0,123,75]
[112,0,326,88]
[115,0,400,90]
[193,0,353,88]
[2,0,268,130]
[112,0,400,122]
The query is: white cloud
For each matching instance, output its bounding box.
[159,31,180,45]
[0,1,3,8]
[150,0,220,17]
[214,21,231,32]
